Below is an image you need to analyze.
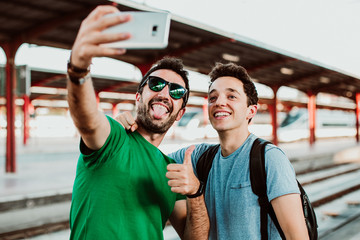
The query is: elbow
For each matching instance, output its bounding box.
[70,112,103,136]
[283,231,309,240]
[76,124,97,136]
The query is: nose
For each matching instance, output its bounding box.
[156,84,171,100]
[215,94,227,106]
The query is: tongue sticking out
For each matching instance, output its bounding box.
[152,104,168,119]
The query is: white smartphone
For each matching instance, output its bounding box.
[102,11,171,49]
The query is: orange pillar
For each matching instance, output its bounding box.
[356,93,360,142]
[23,95,30,145]
[2,42,20,173]
[95,92,100,109]
[307,92,316,146]
[112,103,119,117]
[270,86,279,145]
[203,97,208,125]
[202,97,208,139]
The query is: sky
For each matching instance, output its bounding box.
[1,0,359,99]
[132,0,360,77]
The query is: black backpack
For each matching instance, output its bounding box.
[195,138,318,240]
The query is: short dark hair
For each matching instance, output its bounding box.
[137,57,190,108]
[209,62,258,106]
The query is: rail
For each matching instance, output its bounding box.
[0,162,360,239]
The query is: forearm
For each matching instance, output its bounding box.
[67,76,100,132]
[183,195,209,240]
[272,194,309,240]
[67,75,109,149]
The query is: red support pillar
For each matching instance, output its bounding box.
[112,103,119,117]
[95,92,100,109]
[356,93,360,142]
[307,92,317,146]
[23,95,30,145]
[270,86,279,145]
[202,97,209,139]
[2,42,21,173]
[203,97,208,125]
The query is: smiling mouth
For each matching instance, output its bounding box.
[214,111,231,118]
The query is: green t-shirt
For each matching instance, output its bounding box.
[70,116,185,240]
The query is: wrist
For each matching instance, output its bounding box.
[69,53,90,71]
[70,49,91,70]
[186,181,204,198]
[67,59,91,85]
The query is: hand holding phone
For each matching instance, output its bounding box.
[102,11,171,49]
[70,5,131,70]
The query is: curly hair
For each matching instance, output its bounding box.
[209,62,258,106]
[137,57,190,109]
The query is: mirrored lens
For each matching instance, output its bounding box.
[148,77,166,92]
[169,84,186,99]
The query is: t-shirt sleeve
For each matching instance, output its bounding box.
[80,116,127,168]
[168,143,216,178]
[265,145,300,201]
[169,143,216,164]
[168,147,187,164]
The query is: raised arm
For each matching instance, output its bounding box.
[67,6,131,150]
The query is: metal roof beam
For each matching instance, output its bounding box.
[97,81,138,93]
[31,74,66,87]
[246,57,296,74]
[314,76,358,93]
[167,38,234,65]
[281,70,326,87]
[15,7,93,43]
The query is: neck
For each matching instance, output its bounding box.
[136,125,166,147]
[218,127,251,157]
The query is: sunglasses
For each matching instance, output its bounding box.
[141,76,188,100]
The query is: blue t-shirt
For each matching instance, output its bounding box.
[169,133,300,240]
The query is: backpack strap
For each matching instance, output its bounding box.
[250,138,286,240]
[196,144,220,190]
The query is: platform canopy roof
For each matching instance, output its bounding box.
[1,0,360,101]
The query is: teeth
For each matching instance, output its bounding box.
[215,112,230,117]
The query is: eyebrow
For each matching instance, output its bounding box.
[209,88,241,95]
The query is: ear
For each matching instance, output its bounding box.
[175,107,186,121]
[246,104,257,121]
[134,92,141,109]
[135,92,141,102]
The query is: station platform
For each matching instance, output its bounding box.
[0,136,359,239]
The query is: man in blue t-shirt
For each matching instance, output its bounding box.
[118,63,309,239]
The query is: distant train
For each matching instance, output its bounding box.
[277,108,356,142]
[170,108,357,142]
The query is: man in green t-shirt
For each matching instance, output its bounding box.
[66,5,209,240]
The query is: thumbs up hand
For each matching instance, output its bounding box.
[166,145,200,195]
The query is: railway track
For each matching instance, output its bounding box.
[298,162,360,239]
[1,161,360,240]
